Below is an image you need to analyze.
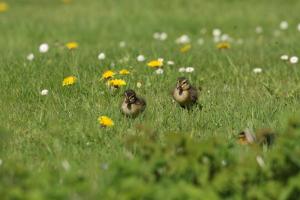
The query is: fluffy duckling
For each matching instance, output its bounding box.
[173,77,199,108]
[237,128,275,147]
[121,89,146,117]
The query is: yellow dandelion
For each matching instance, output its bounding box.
[180,44,192,53]
[62,76,77,86]
[108,79,126,88]
[0,2,8,12]
[65,42,78,50]
[217,42,231,50]
[119,69,130,75]
[98,116,114,127]
[101,70,115,79]
[147,60,163,68]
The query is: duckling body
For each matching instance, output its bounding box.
[173,77,198,108]
[121,89,146,117]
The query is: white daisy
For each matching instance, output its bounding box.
[39,43,49,53]
[98,52,106,60]
[290,56,299,64]
[119,41,126,48]
[137,55,145,62]
[185,67,194,73]
[280,21,288,30]
[197,38,204,45]
[212,28,221,37]
[40,89,49,96]
[280,54,289,61]
[136,82,142,88]
[178,67,186,72]
[167,60,175,65]
[159,32,168,40]
[175,34,190,44]
[155,68,164,74]
[253,68,262,73]
[221,34,229,41]
[255,26,263,34]
[26,53,34,61]
[158,58,164,62]
[153,32,160,39]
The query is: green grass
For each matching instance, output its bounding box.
[1,0,300,199]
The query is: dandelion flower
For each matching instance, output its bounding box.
[253,68,262,73]
[176,34,190,44]
[178,67,186,72]
[39,43,49,53]
[26,53,34,61]
[40,89,49,96]
[217,42,230,49]
[290,56,298,64]
[62,76,77,86]
[280,21,288,30]
[65,42,78,50]
[167,60,175,65]
[180,44,191,53]
[147,59,163,68]
[98,116,114,127]
[280,54,289,61]
[98,52,106,60]
[155,68,164,74]
[0,2,8,12]
[108,79,126,88]
[119,69,130,75]
[185,67,194,73]
[101,70,115,79]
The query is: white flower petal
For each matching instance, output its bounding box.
[26,53,34,61]
[280,21,288,30]
[40,89,49,96]
[155,68,164,74]
[185,67,194,73]
[253,68,262,73]
[98,52,106,60]
[212,28,221,37]
[137,55,145,62]
[178,67,186,72]
[290,56,299,64]
[280,54,289,61]
[167,60,175,65]
[159,32,168,40]
[255,26,263,34]
[39,43,49,53]
[176,34,190,44]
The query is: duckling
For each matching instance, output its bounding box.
[121,89,146,117]
[237,128,275,147]
[237,129,256,145]
[173,77,199,108]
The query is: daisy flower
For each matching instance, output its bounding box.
[119,41,126,48]
[255,26,263,34]
[101,70,115,79]
[253,68,262,73]
[280,55,289,61]
[221,34,230,41]
[108,79,126,88]
[0,2,8,12]
[167,60,175,65]
[119,69,130,75]
[178,67,186,72]
[39,43,49,53]
[159,32,168,40]
[137,55,145,62]
[185,67,194,73]
[26,53,34,61]
[180,44,191,53]
[155,68,164,74]
[98,116,114,127]
[212,28,221,37]
[290,56,298,64]
[62,76,77,86]
[280,21,288,30]
[65,42,78,50]
[98,52,106,60]
[40,89,49,96]
[136,82,142,88]
[176,34,190,44]
[153,32,160,39]
[217,42,230,49]
[147,59,163,68]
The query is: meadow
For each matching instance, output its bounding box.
[0,0,300,199]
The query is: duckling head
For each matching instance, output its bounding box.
[177,77,191,91]
[124,89,137,104]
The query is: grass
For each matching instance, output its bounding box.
[1,0,300,199]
